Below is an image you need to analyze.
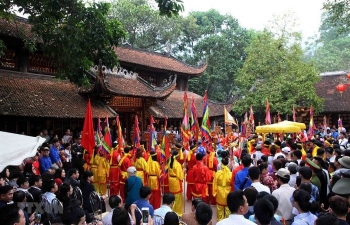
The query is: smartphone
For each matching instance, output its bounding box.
[34,213,41,225]
[141,207,149,225]
[296,176,301,187]
[253,153,256,158]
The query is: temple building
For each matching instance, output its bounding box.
[0,17,232,141]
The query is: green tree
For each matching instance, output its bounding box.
[323,0,350,34]
[233,30,323,115]
[307,12,350,72]
[179,10,251,102]
[109,0,182,51]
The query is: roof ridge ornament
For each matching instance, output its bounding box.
[90,65,138,79]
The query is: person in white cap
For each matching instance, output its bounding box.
[124,166,142,210]
[272,168,295,224]
[281,147,291,160]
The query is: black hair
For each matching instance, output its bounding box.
[248,166,260,180]
[196,153,204,161]
[59,183,71,196]
[150,151,157,161]
[299,160,306,167]
[299,182,312,194]
[273,159,283,171]
[0,204,22,225]
[69,205,86,225]
[54,168,64,179]
[298,166,312,180]
[140,186,151,199]
[243,187,258,206]
[263,195,278,212]
[164,211,179,225]
[16,177,27,187]
[254,198,274,225]
[329,195,350,217]
[68,168,79,177]
[270,145,277,155]
[13,190,26,203]
[162,193,175,205]
[169,150,178,169]
[260,155,268,162]
[195,202,213,225]
[109,195,122,209]
[258,162,268,174]
[313,156,327,170]
[256,191,270,200]
[192,198,203,209]
[316,212,339,225]
[317,148,325,156]
[293,189,312,212]
[112,207,131,225]
[227,190,246,213]
[43,180,56,193]
[82,170,93,181]
[221,157,229,166]
[293,150,302,159]
[242,155,252,167]
[0,185,13,195]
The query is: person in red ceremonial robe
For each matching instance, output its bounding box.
[109,142,121,196]
[262,140,271,156]
[192,152,212,203]
[186,145,197,201]
[203,144,218,205]
[118,146,133,201]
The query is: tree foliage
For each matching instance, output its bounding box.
[307,12,350,72]
[109,0,182,51]
[233,30,323,115]
[323,0,350,34]
[179,10,252,102]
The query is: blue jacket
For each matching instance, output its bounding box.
[235,167,252,190]
[39,156,52,173]
[49,146,61,164]
[125,176,143,206]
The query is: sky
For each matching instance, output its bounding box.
[182,0,325,40]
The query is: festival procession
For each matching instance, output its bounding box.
[2,89,350,225]
[2,0,350,225]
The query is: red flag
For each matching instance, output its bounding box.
[116,116,124,151]
[181,92,191,150]
[81,99,95,155]
[133,115,141,148]
[104,116,112,148]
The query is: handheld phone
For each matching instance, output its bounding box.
[34,213,41,225]
[296,176,301,187]
[142,207,149,225]
[253,153,256,158]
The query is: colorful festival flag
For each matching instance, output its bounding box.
[201,90,211,148]
[308,106,316,137]
[224,106,237,125]
[116,116,124,151]
[133,115,141,148]
[265,99,271,125]
[292,105,296,122]
[338,116,343,133]
[241,112,248,138]
[81,99,95,155]
[149,115,157,151]
[190,97,200,142]
[104,116,112,148]
[160,117,170,173]
[181,92,191,150]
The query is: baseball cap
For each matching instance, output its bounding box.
[127,166,137,174]
[276,168,290,178]
[282,147,291,154]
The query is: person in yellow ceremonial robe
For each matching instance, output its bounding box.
[96,150,110,195]
[134,148,148,185]
[213,158,232,221]
[168,150,184,216]
[147,151,161,209]
[90,147,100,193]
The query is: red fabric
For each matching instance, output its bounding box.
[104,116,112,148]
[186,153,196,200]
[81,99,95,155]
[150,189,161,209]
[109,151,121,196]
[192,161,212,199]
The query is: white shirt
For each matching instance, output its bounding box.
[154,205,172,218]
[102,209,134,225]
[64,149,72,162]
[217,214,256,225]
[251,182,271,194]
[289,174,297,188]
[272,184,295,220]
[43,192,56,203]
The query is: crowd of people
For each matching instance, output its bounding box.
[1,125,350,225]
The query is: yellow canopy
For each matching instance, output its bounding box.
[255,123,301,133]
[278,120,306,130]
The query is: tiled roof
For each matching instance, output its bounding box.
[0,70,116,118]
[79,71,176,99]
[315,71,350,112]
[115,45,207,76]
[149,90,232,119]
[0,16,39,41]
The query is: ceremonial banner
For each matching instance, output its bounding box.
[116,116,124,151]
[104,116,112,148]
[133,115,141,148]
[149,115,157,151]
[292,105,296,122]
[81,99,95,155]
[201,90,211,148]
[338,116,343,133]
[160,117,170,172]
[190,97,200,141]
[181,92,191,150]
[265,99,271,125]
[224,106,237,125]
[308,106,316,137]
